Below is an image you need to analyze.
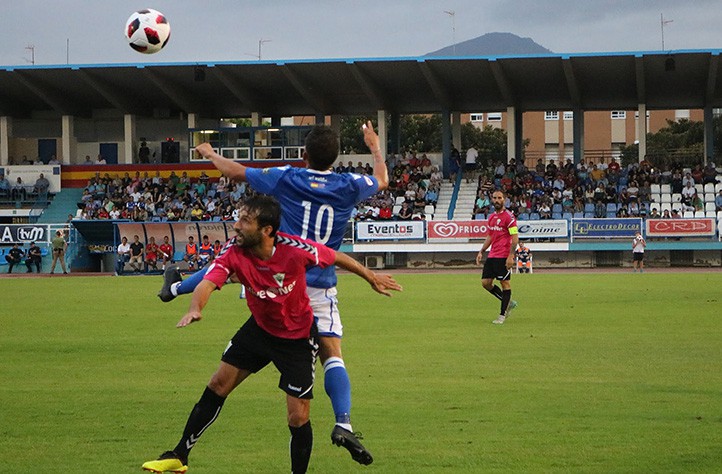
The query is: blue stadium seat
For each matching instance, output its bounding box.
[474,213,486,220]
[606,211,617,218]
[606,202,617,212]
[517,213,529,221]
[619,176,628,186]
[562,212,573,221]
[584,212,594,218]
[584,203,595,213]
[573,212,584,219]
[552,203,563,213]
[529,213,541,220]
[552,212,562,219]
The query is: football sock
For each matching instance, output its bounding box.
[176,267,209,295]
[289,421,313,474]
[323,357,353,430]
[486,285,503,301]
[501,289,512,315]
[174,386,226,461]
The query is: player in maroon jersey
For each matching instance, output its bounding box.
[142,195,401,474]
[475,189,519,324]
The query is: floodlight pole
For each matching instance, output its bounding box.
[258,39,271,61]
[660,13,673,51]
[444,10,456,55]
[25,45,35,65]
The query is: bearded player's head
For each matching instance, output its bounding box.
[491,189,506,211]
[233,195,281,248]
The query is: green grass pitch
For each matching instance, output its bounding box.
[1,271,721,473]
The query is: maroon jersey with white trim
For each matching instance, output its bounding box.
[203,231,336,339]
[487,209,517,258]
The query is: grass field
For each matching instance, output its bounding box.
[1,271,721,473]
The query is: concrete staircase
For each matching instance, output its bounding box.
[435,180,478,220]
[36,188,84,224]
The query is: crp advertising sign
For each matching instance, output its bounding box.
[646,218,716,237]
[571,218,642,238]
[356,221,425,240]
[428,220,488,239]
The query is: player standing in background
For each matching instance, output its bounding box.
[476,189,519,324]
[142,195,401,474]
[632,231,646,272]
[157,122,388,465]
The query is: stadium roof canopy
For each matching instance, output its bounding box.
[1,49,721,119]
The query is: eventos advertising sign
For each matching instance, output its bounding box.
[356,221,425,240]
[646,218,716,237]
[572,218,642,239]
[427,219,569,240]
[428,220,488,239]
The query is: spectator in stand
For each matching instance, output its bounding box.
[34,173,50,195]
[716,190,722,211]
[378,203,393,220]
[681,181,697,207]
[0,172,9,198]
[425,185,438,205]
[96,154,106,165]
[5,243,25,273]
[661,209,671,219]
[159,236,174,270]
[190,203,204,221]
[145,236,160,272]
[538,200,551,219]
[129,235,145,273]
[703,162,719,184]
[82,155,93,165]
[590,165,606,184]
[649,207,661,218]
[691,165,704,184]
[691,194,704,212]
[397,201,413,220]
[11,177,26,201]
[682,172,695,187]
[628,199,640,217]
[607,157,621,173]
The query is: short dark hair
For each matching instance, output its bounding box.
[304,126,339,171]
[241,194,281,237]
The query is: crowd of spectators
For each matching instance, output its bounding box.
[75,155,721,223]
[469,157,722,220]
[76,170,255,221]
[334,153,442,221]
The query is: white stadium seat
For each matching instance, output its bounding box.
[660,203,672,213]
[705,202,716,212]
[716,182,722,193]
[671,193,682,203]
[683,211,694,218]
[694,211,706,218]
[704,193,715,203]
[650,194,661,205]
[660,184,672,194]
[706,211,717,218]
[704,183,715,193]
[694,184,704,194]
[660,194,672,203]
[650,184,661,194]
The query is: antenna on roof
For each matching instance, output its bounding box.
[660,13,673,51]
[444,11,456,56]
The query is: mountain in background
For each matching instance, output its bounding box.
[426,32,553,57]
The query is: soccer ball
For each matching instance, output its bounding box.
[125,9,171,54]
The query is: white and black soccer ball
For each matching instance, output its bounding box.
[125,9,171,54]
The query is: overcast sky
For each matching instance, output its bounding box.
[1,0,721,66]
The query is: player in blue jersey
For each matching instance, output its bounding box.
[158,122,388,465]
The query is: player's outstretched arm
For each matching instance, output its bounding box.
[195,143,247,182]
[177,279,217,328]
[334,250,402,297]
[362,121,389,191]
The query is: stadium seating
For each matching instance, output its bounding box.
[660,194,672,203]
[529,213,540,220]
[660,203,672,213]
[694,211,706,218]
[683,211,694,218]
[650,184,661,194]
[606,202,617,213]
[660,184,672,194]
[584,203,595,213]
[552,203,563,214]
[705,202,716,212]
[704,183,716,194]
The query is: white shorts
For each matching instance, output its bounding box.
[307,286,343,338]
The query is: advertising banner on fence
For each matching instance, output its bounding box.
[0,224,50,243]
[517,219,568,239]
[646,218,716,237]
[427,219,569,240]
[356,221,425,240]
[571,218,642,239]
[427,220,488,239]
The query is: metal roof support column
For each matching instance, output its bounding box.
[703,106,714,165]
[441,109,451,177]
[123,114,136,165]
[377,110,388,158]
[637,104,647,163]
[507,106,523,164]
[330,114,341,137]
[388,112,400,155]
[251,112,261,127]
[451,111,462,152]
[572,108,584,165]
[61,115,76,165]
[315,114,325,125]
[0,117,11,165]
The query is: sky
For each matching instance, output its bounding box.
[1,0,721,66]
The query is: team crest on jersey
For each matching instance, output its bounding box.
[273,273,285,287]
[262,168,271,174]
[310,182,325,189]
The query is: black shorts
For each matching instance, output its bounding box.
[482,257,512,281]
[221,316,318,399]
[465,163,477,171]
[633,252,644,262]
